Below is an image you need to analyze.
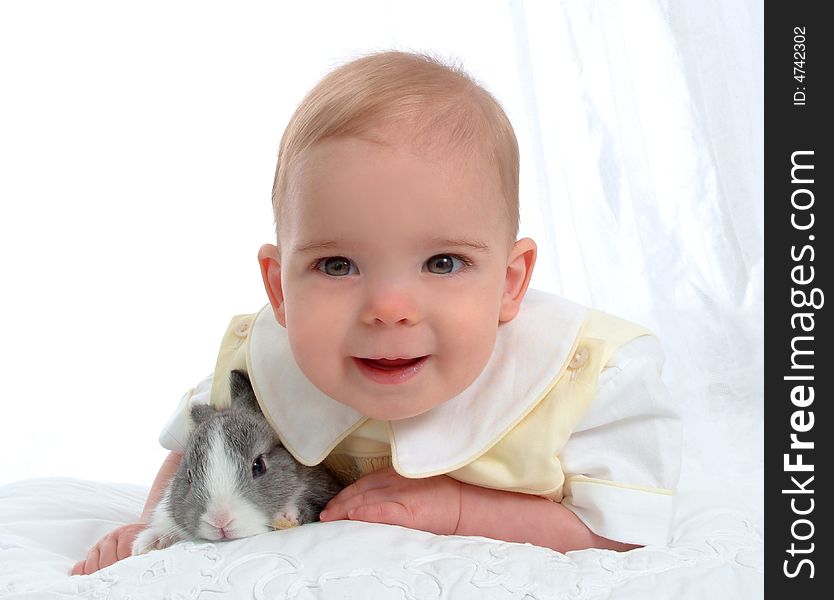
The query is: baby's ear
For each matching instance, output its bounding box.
[190,404,215,425]
[499,237,537,323]
[229,369,262,415]
[258,244,286,327]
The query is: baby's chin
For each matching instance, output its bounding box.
[336,382,464,420]
[348,396,446,421]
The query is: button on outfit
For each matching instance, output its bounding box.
[569,346,590,369]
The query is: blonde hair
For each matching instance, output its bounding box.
[271,50,519,240]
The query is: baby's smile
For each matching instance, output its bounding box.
[352,355,430,385]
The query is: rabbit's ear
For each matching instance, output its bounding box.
[229,369,262,415]
[190,403,215,425]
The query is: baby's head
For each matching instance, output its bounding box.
[258,51,536,420]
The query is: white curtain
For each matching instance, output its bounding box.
[508,0,763,497]
[0,0,762,511]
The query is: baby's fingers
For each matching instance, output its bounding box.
[75,545,101,576]
[322,483,405,522]
[346,501,414,528]
[321,468,398,520]
[96,535,120,571]
[70,559,86,576]
[70,524,145,575]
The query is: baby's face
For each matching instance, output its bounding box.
[264,133,534,420]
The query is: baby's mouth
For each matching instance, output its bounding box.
[352,355,429,384]
[358,357,426,370]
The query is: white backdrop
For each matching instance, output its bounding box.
[0,0,762,516]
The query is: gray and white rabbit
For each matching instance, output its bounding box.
[132,369,344,555]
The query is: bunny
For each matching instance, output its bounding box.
[132,369,344,555]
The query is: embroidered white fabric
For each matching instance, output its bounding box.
[0,477,762,599]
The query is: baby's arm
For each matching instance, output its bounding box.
[70,452,182,575]
[456,484,638,552]
[321,467,636,552]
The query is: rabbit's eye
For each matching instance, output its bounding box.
[252,455,267,478]
[186,468,193,484]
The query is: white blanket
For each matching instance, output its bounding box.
[1,477,761,599]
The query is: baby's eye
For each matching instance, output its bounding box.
[317,256,357,276]
[424,254,466,275]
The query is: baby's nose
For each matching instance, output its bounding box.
[360,283,421,326]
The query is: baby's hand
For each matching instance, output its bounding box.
[319,467,461,535]
[70,522,147,575]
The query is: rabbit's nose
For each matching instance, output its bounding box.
[208,509,232,529]
[205,509,237,539]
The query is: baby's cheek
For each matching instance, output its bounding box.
[441,316,497,395]
[287,308,335,359]
[291,341,336,386]
[286,319,349,395]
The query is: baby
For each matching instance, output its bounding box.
[72,50,680,575]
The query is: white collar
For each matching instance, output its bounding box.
[246,289,587,476]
